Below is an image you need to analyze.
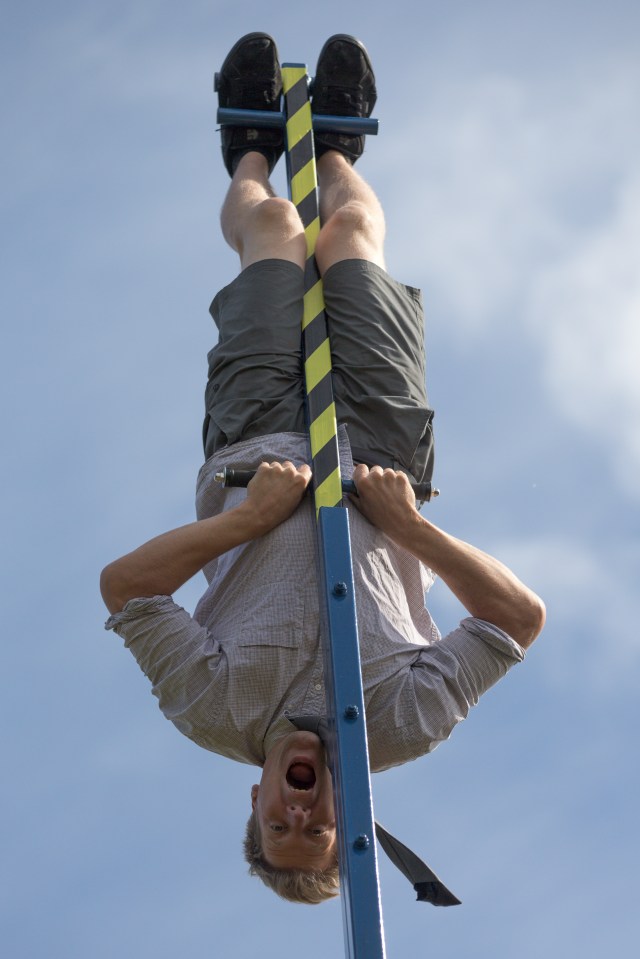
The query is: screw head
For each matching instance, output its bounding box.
[333,581,348,596]
[353,834,370,851]
[344,705,359,721]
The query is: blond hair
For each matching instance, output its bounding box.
[243,812,340,905]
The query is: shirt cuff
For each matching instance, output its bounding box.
[104,594,176,632]
[460,616,526,662]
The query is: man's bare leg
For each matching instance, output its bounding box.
[314,151,386,273]
[220,152,306,272]
[310,34,381,274]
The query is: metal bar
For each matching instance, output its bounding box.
[318,508,386,958]
[281,62,386,958]
[217,106,379,135]
[282,63,342,511]
[214,466,438,504]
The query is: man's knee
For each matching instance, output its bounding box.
[248,197,304,243]
[316,201,385,270]
[320,200,383,241]
[241,197,306,268]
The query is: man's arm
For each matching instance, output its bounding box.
[100,462,311,615]
[350,465,545,649]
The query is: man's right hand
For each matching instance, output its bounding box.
[241,461,312,536]
[100,461,311,614]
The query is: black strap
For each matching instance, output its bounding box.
[374,822,460,906]
[286,714,460,906]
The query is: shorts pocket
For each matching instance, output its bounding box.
[346,397,435,483]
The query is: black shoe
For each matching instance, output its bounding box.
[311,34,377,164]
[216,32,284,177]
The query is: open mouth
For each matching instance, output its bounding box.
[286,762,316,791]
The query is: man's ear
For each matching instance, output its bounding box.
[251,784,259,810]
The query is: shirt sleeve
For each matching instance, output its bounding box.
[104,596,225,745]
[409,616,525,750]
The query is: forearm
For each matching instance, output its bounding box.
[350,465,545,649]
[100,503,262,614]
[394,512,545,649]
[100,461,312,615]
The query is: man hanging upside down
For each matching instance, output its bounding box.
[100,33,545,905]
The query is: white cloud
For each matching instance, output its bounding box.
[528,174,640,495]
[488,533,640,690]
[377,74,567,328]
[374,60,640,494]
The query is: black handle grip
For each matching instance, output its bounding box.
[219,469,258,487]
[215,468,438,502]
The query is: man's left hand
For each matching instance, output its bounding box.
[349,464,420,546]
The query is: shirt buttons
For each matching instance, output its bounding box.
[314,683,322,690]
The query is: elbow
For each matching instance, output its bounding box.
[100,562,129,615]
[513,591,546,650]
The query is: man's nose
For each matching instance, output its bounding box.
[286,803,310,823]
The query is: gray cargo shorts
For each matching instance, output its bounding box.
[202,258,435,483]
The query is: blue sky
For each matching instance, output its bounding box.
[2,1,639,956]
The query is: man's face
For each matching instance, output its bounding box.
[251,731,336,871]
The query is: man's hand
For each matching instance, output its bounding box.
[100,461,311,614]
[240,461,312,536]
[350,464,545,649]
[349,464,421,546]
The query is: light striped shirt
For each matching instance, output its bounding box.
[105,429,524,771]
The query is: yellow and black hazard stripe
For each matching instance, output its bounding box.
[282,64,342,513]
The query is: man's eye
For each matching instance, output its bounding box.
[270,824,285,833]
[311,828,325,836]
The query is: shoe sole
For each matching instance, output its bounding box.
[214,32,281,94]
[312,33,375,94]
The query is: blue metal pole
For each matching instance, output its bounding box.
[281,62,386,958]
[318,508,386,958]
[216,65,386,957]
